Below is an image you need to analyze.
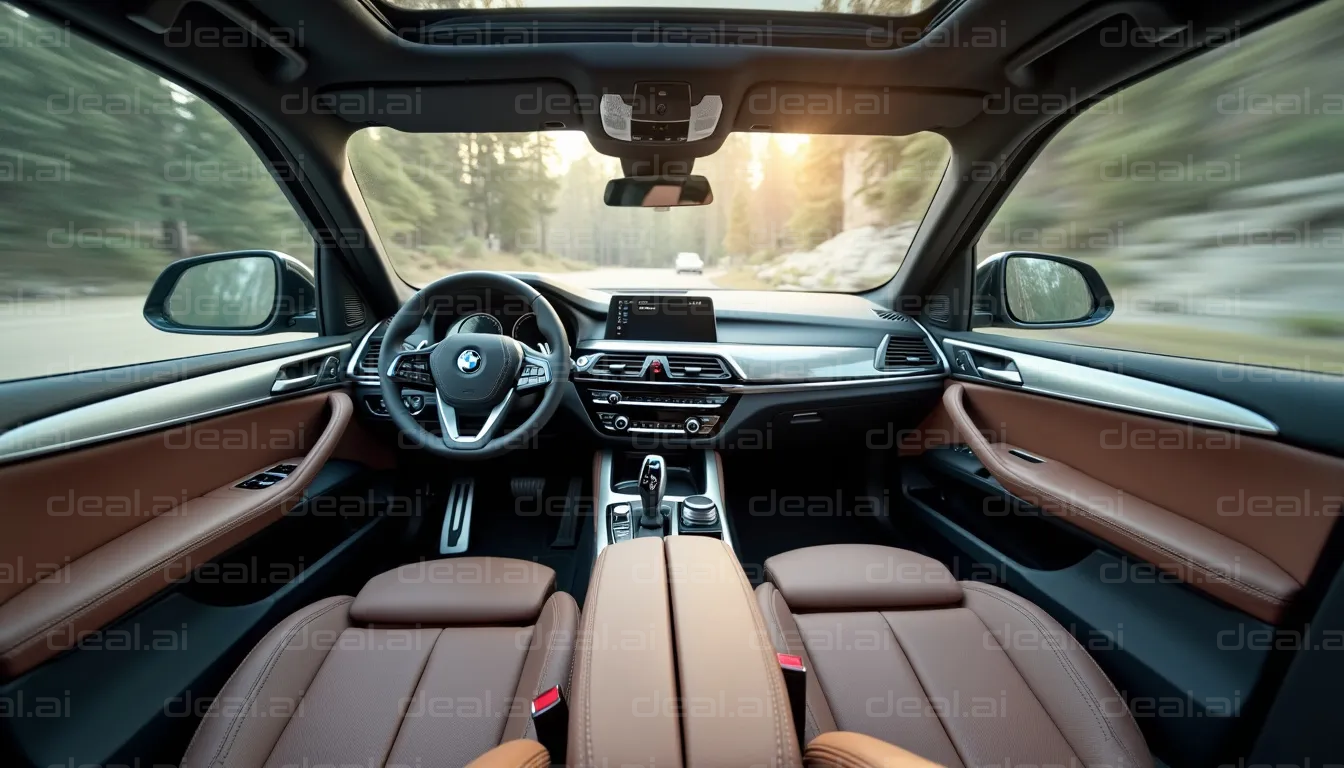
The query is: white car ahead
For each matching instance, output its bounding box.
[674,252,704,274]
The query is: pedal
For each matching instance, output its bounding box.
[440,478,475,555]
[551,476,583,549]
[510,477,545,501]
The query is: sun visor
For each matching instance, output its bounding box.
[731,84,983,136]
[323,81,579,132]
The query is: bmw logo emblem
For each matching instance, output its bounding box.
[457,349,482,373]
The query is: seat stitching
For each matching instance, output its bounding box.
[380,627,442,766]
[962,584,1139,767]
[763,585,823,738]
[728,544,790,768]
[877,611,969,768]
[535,595,559,697]
[582,549,608,768]
[208,597,353,767]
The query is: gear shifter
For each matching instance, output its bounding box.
[637,454,666,530]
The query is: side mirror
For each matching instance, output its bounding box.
[143,250,317,335]
[972,251,1113,329]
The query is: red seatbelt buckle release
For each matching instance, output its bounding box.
[530,685,568,763]
[777,653,807,749]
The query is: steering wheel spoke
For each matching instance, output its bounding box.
[516,348,552,393]
[386,343,438,387]
[437,390,514,448]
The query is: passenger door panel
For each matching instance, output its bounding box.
[902,331,1344,766]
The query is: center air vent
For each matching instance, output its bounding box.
[880,336,938,371]
[590,353,648,377]
[665,354,731,381]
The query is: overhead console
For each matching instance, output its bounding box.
[600,82,723,144]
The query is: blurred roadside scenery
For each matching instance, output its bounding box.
[2,0,1343,379]
[975,0,1344,373]
[348,128,949,292]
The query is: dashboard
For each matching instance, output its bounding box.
[347,275,949,445]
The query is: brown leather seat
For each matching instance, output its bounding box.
[182,557,578,768]
[756,545,1153,768]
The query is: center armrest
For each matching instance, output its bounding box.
[567,538,682,768]
[665,536,803,767]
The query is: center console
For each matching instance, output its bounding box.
[593,449,732,553]
[575,294,744,439]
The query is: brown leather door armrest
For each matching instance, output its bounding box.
[0,391,352,679]
[466,740,550,768]
[805,732,945,768]
[942,383,1297,622]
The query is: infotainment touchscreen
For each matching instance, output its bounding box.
[606,295,717,342]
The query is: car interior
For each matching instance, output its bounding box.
[2,0,1344,766]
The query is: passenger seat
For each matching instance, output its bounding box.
[756,544,1152,768]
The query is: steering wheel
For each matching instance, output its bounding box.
[376,272,571,460]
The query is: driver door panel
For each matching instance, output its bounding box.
[0,344,362,680]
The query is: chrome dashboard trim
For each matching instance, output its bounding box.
[945,338,1278,434]
[347,323,383,385]
[578,337,947,384]
[0,343,352,465]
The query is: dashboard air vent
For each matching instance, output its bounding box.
[358,337,383,375]
[871,308,910,322]
[880,336,938,370]
[665,354,731,381]
[590,353,647,377]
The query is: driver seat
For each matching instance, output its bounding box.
[182,558,578,768]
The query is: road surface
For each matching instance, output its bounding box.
[0,295,312,382]
[554,267,723,290]
[0,269,725,382]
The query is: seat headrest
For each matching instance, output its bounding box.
[763,545,961,612]
[350,557,556,625]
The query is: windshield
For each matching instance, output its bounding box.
[349,130,950,291]
[382,1,933,16]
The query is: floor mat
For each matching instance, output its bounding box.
[439,473,595,606]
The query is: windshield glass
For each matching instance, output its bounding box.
[348,130,950,291]
[382,0,933,16]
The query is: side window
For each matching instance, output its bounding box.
[0,4,316,383]
[974,0,1344,376]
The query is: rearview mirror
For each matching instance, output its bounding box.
[972,251,1113,329]
[604,175,714,207]
[143,250,318,335]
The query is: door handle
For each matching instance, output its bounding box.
[271,373,318,394]
[977,366,1022,385]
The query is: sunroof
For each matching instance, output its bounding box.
[382,0,933,16]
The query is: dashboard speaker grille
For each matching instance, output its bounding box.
[871,308,910,322]
[880,336,937,370]
[665,354,731,380]
[590,353,647,377]
[926,296,952,325]
[342,296,365,330]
